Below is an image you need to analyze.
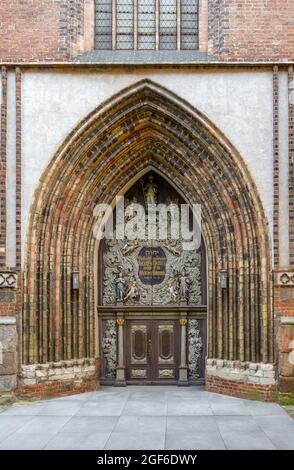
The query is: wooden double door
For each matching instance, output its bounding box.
[126,319,180,384]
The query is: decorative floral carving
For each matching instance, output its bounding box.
[102,320,117,378]
[131,368,147,378]
[158,369,174,378]
[188,320,203,380]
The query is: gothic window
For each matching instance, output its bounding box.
[95,0,199,51]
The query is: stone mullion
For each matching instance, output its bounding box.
[77,211,90,358]
[219,194,234,360]
[247,218,256,361]
[86,225,97,357]
[244,253,251,361]
[85,238,92,357]
[224,217,236,360]
[249,234,258,362]
[241,208,253,362]
[83,219,94,358]
[0,66,7,266]
[64,222,73,360]
[29,190,48,364]
[38,191,51,363]
[227,215,246,362]
[39,213,46,363]
[228,264,236,360]
[63,200,79,360]
[76,214,87,358]
[252,215,262,362]
[247,210,259,362]
[41,202,54,363]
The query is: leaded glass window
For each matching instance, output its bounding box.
[138,0,156,50]
[181,0,198,50]
[159,0,177,50]
[117,0,134,49]
[95,0,113,50]
[95,0,199,51]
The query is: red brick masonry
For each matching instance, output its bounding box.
[16,358,101,400]
[206,376,277,402]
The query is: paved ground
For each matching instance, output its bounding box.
[0,386,294,450]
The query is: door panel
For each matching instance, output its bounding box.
[127,322,151,380]
[126,320,179,383]
[153,321,178,381]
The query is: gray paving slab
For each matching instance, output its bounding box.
[166,430,226,450]
[167,399,213,415]
[104,431,165,450]
[76,400,126,416]
[44,431,111,450]
[15,415,72,435]
[61,416,119,433]
[254,415,294,450]
[122,399,168,416]
[167,415,218,432]
[220,430,277,450]
[114,415,166,433]
[0,386,292,450]
[0,432,54,450]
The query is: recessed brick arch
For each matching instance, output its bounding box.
[22,79,272,394]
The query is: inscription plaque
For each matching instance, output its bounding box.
[137,246,167,286]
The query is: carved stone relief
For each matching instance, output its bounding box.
[101,320,117,378]
[103,201,201,306]
[188,319,203,380]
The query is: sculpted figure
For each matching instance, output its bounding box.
[140,174,158,205]
[124,279,140,302]
[178,268,191,302]
[167,278,177,302]
[115,272,125,302]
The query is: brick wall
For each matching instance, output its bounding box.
[0,0,85,62]
[217,0,294,62]
[0,1,293,62]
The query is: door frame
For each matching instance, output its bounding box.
[98,306,207,386]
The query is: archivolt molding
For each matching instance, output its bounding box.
[23,79,272,366]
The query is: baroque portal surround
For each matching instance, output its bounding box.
[19,80,273,399]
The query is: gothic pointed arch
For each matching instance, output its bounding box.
[23,79,272,369]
